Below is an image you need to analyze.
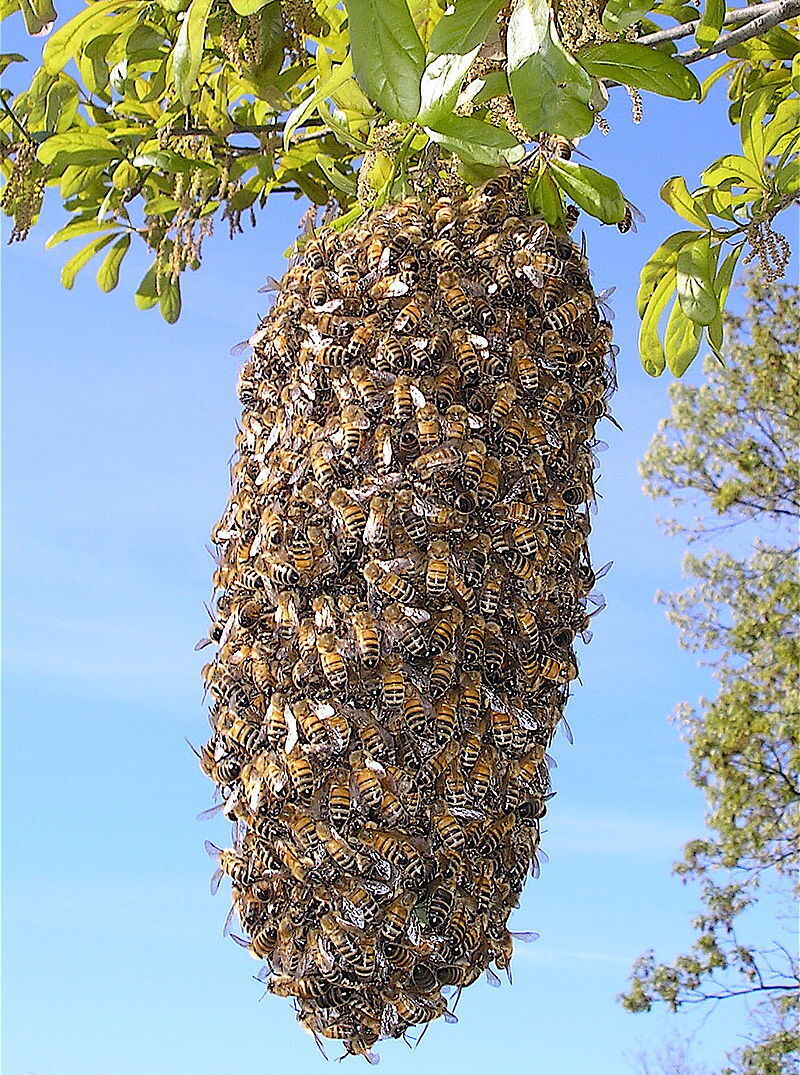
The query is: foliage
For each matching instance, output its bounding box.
[622,274,800,1073]
[0,0,798,371]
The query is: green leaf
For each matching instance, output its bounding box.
[706,243,743,358]
[763,96,800,158]
[344,0,426,121]
[702,154,765,191]
[601,0,652,34]
[0,53,27,75]
[408,0,446,47]
[428,0,504,55]
[676,236,718,325]
[579,42,701,100]
[425,114,524,166]
[467,68,510,106]
[134,262,159,310]
[18,0,56,36]
[59,161,106,198]
[695,0,724,49]
[283,58,354,149]
[739,88,771,169]
[526,168,566,227]
[43,0,136,74]
[37,129,119,167]
[639,268,677,376]
[173,0,214,106]
[96,233,130,291]
[637,230,697,315]
[417,46,481,125]
[229,0,273,14]
[776,158,800,194]
[661,175,711,228]
[43,77,78,132]
[60,232,117,289]
[549,159,625,224]
[46,215,118,247]
[507,0,594,139]
[664,296,703,375]
[159,275,182,323]
[132,148,216,173]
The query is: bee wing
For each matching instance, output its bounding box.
[315,298,344,313]
[258,275,282,293]
[409,384,426,408]
[284,704,298,754]
[194,637,213,651]
[595,560,613,581]
[509,930,540,942]
[485,967,502,988]
[229,339,250,357]
[222,902,238,938]
[196,802,225,821]
[210,867,224,896]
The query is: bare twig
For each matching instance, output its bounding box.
[635,1,792,48]
[677,0,800,63]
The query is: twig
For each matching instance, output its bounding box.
[635,1,790,48]
[676,0,800,63]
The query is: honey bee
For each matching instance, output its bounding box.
[432,364,461,410]
[319,913,363,964]
[477,455,502,506]
[363,561,417,605]
[415,403,440,449]
[349,365,383,409]
[384,603,428,658]
[432,197,458,233]
[348,313,383,358]
[380,655,406,709]
[316,632,347,689]
[381,891,415,942]
[434,693,459,743]
[539,382,573,426]
[543,291,594,332]
[448,569,476,613]
[462,616,486,670]
[402,684,429,736]
[326,770,352,827]
[352,607,381,668]
[285,747,315,799]
[450,328,482,384]
[329,488,367,538]
[394,294,431,334]
[369,273,411,300]
[616,198,646,234]
[429,606,463,655]
[429,651,457,698]
[509,339,540,394]
[294,699,328,745]
[363,493,392,545]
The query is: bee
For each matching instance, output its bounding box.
[294,699,327,745]
[385,603,428,657]
[433,807,466,851]
[362,493,392,546]
[314,341,350,368]
[329,488,366,538]
[458,671,483,726]
[430,606,463,655]
[363,561,417,605]
[402,684,429,736]
[284,806,320,851]
[429,236,462,263]
[500,408,528,455]
[617,198,646,234]
[225,717,262,754]
[489,706,516,753]
[348,313,383,358]
[477,455,502,506]
[539,382,573,426]
[434,693,459,743]
[448,569,476,613]
[351,755,384,810]
[415,403,441,449]
[265,691,289,748]
[432,197,458,233]
[390,374,423,424]
[285,747,315,799]
[326,770,351,827]
[543,291,594,332]
[425,330,451,365]
[316,632,347,689]
[369,273,411,301]
[509,339,540,394]
[376,334,407,372]
[319,913,362,964]
[462,616,486,670]
[380,655,406,709]
[381,891,415,942]
[513,600,541,646]
[205,841,252,892]
[432,364,461,410]
[268,975,332,1001]
[430,651,457,698]
[309,442,338,493]
[316,821,359,873]
[450,328,482,384]
[349,364,383,409]
[337,403,369,460]
[423,540,451,597]
[352,607,381,668]
[394,294,430,334]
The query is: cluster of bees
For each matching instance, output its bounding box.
[197,173,614,1059]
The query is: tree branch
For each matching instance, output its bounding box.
[677,0,800,64]
[635,1,794,49]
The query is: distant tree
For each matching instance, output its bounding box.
[620,273,800,1074]
[630,1032,710,1075]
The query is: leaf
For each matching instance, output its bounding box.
[676,236,718,325]
[661,176,711,228]
[229,0,273,14]
[59,161,106,198]
[467,68,509,106]
[637,230,697,314]
[763,96,800,158]
[60,232,117,289]
[549,159,625,224]
[739,88,771,169]
[777,158,800,194]
[0,52,27,75]
[417,45,481,125]
[19,0,56,36]
[37,129,119,166]
[507,0,594,139]
[344,0,425,121]
[134,262,159,309]
[173,0,214,105]
[702,154,765,191]
[639,268,677,376]
[43,0,135,74]
[425,114,524,166]
[43,76,78,132]
[96,232,130,291]
[159,275,182,323]
[46,214,118,247]
[283,57,354,148]
[664,296,703,375]
[601,0,652,34]
[695,0,723,49]
[526,168,566,227]
[706,243,743,358]
[428,0,503,55]
[408,0,446,47]
[579,42,701,100]
[132,148,216,173]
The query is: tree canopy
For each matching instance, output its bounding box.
[0,0,798,373]
[622,273,800,1073]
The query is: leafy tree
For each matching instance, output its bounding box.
[621,273,800,1072]
[0,0,798,373]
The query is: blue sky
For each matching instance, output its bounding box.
[3,11,797,1074]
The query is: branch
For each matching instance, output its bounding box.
[635,1,793,48]
[677,0,800,64]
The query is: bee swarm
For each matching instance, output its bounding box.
[199,175,613,1059]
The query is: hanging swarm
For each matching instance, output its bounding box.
[198,173,614,1059]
